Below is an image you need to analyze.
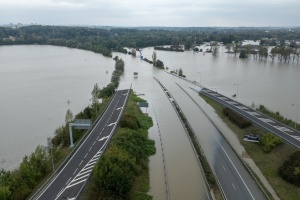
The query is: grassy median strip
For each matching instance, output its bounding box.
[200,94,300,200]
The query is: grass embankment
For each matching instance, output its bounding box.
[200,94,300,200]
[81,92,155,200]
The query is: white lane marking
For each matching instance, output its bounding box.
[226,101,238,105]
[73,173,90,182]
[258,118,275,123]
[98,136,109,141]
[66,177,72,185]
[216,139,255,200]
[93,141,96,146]
[291,135,300,141]
[66,179,86,189]
[232,183,236,191]
[73,168,78,175]
[236,106,249,110]
[79,160,83,166]
[273,126,293,133]
[246,111,261,116]
[84,153,88,158]
[56,188,64,198]
[223,166,226,172]
[116,107,123,110]
[89,147,92,152]
[107,122,116,126]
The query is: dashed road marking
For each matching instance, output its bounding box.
[232,183,236,191]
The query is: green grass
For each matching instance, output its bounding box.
[200,94,300,200]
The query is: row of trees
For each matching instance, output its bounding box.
[1,25,300,55]
[224,42,300,63]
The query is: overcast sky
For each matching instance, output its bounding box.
[0,0,299,27]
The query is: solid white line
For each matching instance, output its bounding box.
[232,183,236,191]
[56,188,64,198]
[216,139,255,200]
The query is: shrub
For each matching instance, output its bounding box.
[120,114,140,130]
[223,107,252,128]
[259,133,283,153]
[279,151,300,186]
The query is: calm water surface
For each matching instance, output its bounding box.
[0,45,114,169]
[1,45,299,199]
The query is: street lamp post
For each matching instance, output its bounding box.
[292,104,299,129]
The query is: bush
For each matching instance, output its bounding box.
[259,133,283,153]
[120,114,140,130]
[223,107,252,128]
[279,151,300,186]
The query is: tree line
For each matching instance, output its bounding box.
[1,25,300,56]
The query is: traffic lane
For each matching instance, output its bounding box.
[214,138,263,200]
[201,89,300,148]
[37,90,127,199]
[57,93,128,198]
[214,148,247,200]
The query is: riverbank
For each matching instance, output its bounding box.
[200,94,300,200]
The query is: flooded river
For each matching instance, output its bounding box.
[1,45,299,199]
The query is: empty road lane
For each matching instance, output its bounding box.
[36,89,130,200]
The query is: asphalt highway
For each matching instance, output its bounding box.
[164,81,265,200]
[201,87,300,148]
[36,89,130,200]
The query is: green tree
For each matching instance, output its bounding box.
[0,186,11,200]
[239,50,248,59]
[91,83,100,114]
[93,146,136,198]
[178,68,183,76]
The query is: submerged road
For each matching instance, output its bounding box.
[36,89,130,200]
[201,87,300,148]
[155,77,265,200]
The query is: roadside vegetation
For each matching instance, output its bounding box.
[200,94,300,200]
[81,92,155,200]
